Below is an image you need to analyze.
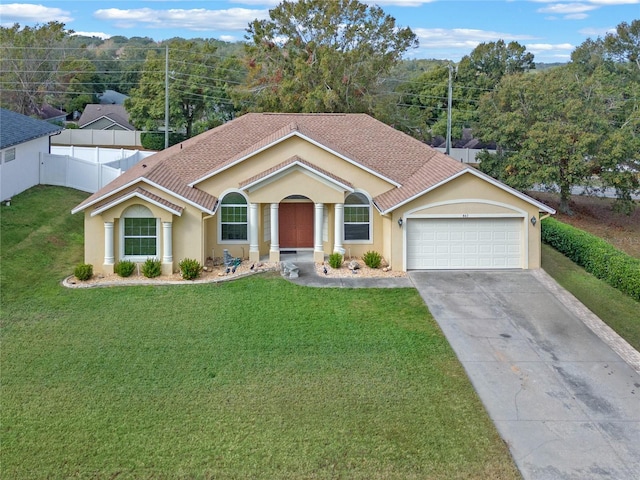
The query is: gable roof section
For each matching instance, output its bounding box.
[191,120,400,188]
[374,159,556,215]
[78,104,134,130]
[72,149,218,215]
[239,156,354,192]
[0,108,62,149]
[91,187,184,217]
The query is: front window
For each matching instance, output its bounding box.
[344,192,371,241]
[124,217,157,256]
[220,192,247,241]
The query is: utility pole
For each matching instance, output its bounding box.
[164,44,169,150]
[445,63,453,156]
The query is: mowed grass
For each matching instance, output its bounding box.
[542,244,640,352]
[1,186,519,480]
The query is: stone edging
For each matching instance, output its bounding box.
[61,267,279,289]
[532,269,640,374]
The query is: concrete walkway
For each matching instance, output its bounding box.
[409,270,640,480]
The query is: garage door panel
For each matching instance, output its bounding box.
[407,218,523,270]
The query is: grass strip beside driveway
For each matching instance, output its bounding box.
[542,244,640,352]
[1,186,519,479]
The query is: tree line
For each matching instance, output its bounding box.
[0,0,637,213]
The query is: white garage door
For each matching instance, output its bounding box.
[406,217,523,269]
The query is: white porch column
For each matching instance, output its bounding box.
[333,203,344,254]
[249,203,260,262]
[162,222,173,263]
[314,203,325,263]
[104,221,115,265]
[269,203,280,262]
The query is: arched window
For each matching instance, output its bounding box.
[344,192,371,242]
[121,205,158,258]
[220,192,248,241]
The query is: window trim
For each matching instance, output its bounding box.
[119,205,160,261]
[218,190,249,244]
[343,191,373,244]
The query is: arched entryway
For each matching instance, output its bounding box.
[278,196,314,249]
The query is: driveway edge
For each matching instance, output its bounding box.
[532,268,640,373]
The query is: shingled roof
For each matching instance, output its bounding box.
[78,104,134,130]
[73,112,501,215]
[0,108,63,149]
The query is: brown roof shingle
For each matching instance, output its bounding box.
[73,113,489,214]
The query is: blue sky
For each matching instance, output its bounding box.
[1,0,638,62]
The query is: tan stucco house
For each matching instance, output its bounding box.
[72,113,555,275]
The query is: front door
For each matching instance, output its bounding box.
[279,203,314,248]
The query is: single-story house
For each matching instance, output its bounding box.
[0,108,63,202]
[72,113,555,274]
[78,104,134,131]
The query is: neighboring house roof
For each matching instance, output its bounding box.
[99,90,128,105]
[0,108,63,149]
[38,104,67,122]
[73,113,554,216]
[78,104,134,130]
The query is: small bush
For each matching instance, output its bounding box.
[74,263,93,281]
[362,251,382,269]
[542,217,640,302]
[114,260,136,277]
[141,258,162,278]
[179,258,202,280]
[328,252,343,269]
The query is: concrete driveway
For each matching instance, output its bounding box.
[409,270,640,480]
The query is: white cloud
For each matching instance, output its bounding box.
[72,31,112,40]
[533,0,639,19]
[93,7,269,32]
[536,3,599,15]
[409,27,539,61]
[414,27,535,47]
[0,3,73,24]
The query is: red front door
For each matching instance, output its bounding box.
[279,203,314,248]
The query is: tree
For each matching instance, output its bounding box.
[604,19,640,70]
[0,22,70,115]
[476,67,608,214]
[57,57,103,114]
[239,0,417,113]
[457,40,535,91]
[125,38,239,141]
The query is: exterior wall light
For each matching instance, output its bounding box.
[398,218,403,227]
[530,215,537,226]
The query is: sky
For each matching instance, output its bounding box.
[1,0,638,63]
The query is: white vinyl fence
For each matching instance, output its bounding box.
[40,153,122,194]
[435,147,495,164]
[53,129,143,147]
[51,145,154,168]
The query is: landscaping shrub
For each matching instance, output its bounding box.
[141,258,162,278]
[114,260,136,277]
[74,263,93,281]
[362,250,382,269]
[179,258,202,280]
[328,252,343,269]
[542,217,640,302]
[140,132,187,151]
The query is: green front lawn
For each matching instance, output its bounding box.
[1,186,519,480]
[542,244,640,352]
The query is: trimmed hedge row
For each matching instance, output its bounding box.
[541,217,640,302]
